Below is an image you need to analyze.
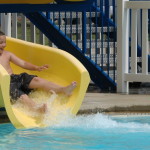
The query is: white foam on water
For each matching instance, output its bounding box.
[12,93,150,131]
[49,113,150,131]
[12,90,58,118]
[43,92,71,126]
[12,90,71,126]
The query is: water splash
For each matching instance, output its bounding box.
[12,92,150,131]
[12,90,71,126]
[12,90,58,118]
[48,113,150,131]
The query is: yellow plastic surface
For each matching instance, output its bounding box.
[0,37,90,129]
[64,0,85,1]
[0,0,54,4]
[0,0,85,4]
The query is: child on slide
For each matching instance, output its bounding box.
[0,31,77,113]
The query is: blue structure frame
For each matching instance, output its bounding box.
[24,11,116,91]
[0,0,149,96]
[0,0,117,92]
[0,0,94,12]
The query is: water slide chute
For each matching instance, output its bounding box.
[0,37,90,128]
[0,0,85,4]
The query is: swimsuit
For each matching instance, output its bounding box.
[10,73,37,100]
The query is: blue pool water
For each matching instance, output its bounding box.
[1,113,150,150]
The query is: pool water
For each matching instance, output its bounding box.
[1,113,150,150]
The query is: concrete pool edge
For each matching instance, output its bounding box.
[78,93,150,115]
[77,106,150,115]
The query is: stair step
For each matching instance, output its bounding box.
[47,12,101,18]
[58,25,115,33]
[53,41,117,48]
[74,41,117,48]
[25,12,116,91]
[86,54,116,63]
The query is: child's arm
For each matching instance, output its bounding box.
[9,51,49,71]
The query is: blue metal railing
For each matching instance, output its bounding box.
[23,0,150,90]
[16,0,117,90]
[2,0,150,93]
[44,0,117,83]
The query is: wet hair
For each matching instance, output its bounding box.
[0,31,5,36]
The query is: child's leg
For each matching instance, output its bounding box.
[28,77,77,96]
[19,94,47,113]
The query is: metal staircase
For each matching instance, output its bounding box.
[23,0,117,91]
[25,11,116,91]
[1,0,149,92]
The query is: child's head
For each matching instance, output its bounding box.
[0,31,6,54]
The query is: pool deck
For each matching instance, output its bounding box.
[78,92,150,115]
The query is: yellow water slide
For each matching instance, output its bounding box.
[0,0,85,4]
[0,37,90,128]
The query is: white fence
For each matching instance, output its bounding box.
[0,13,49,45]
[117,0,150,93]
